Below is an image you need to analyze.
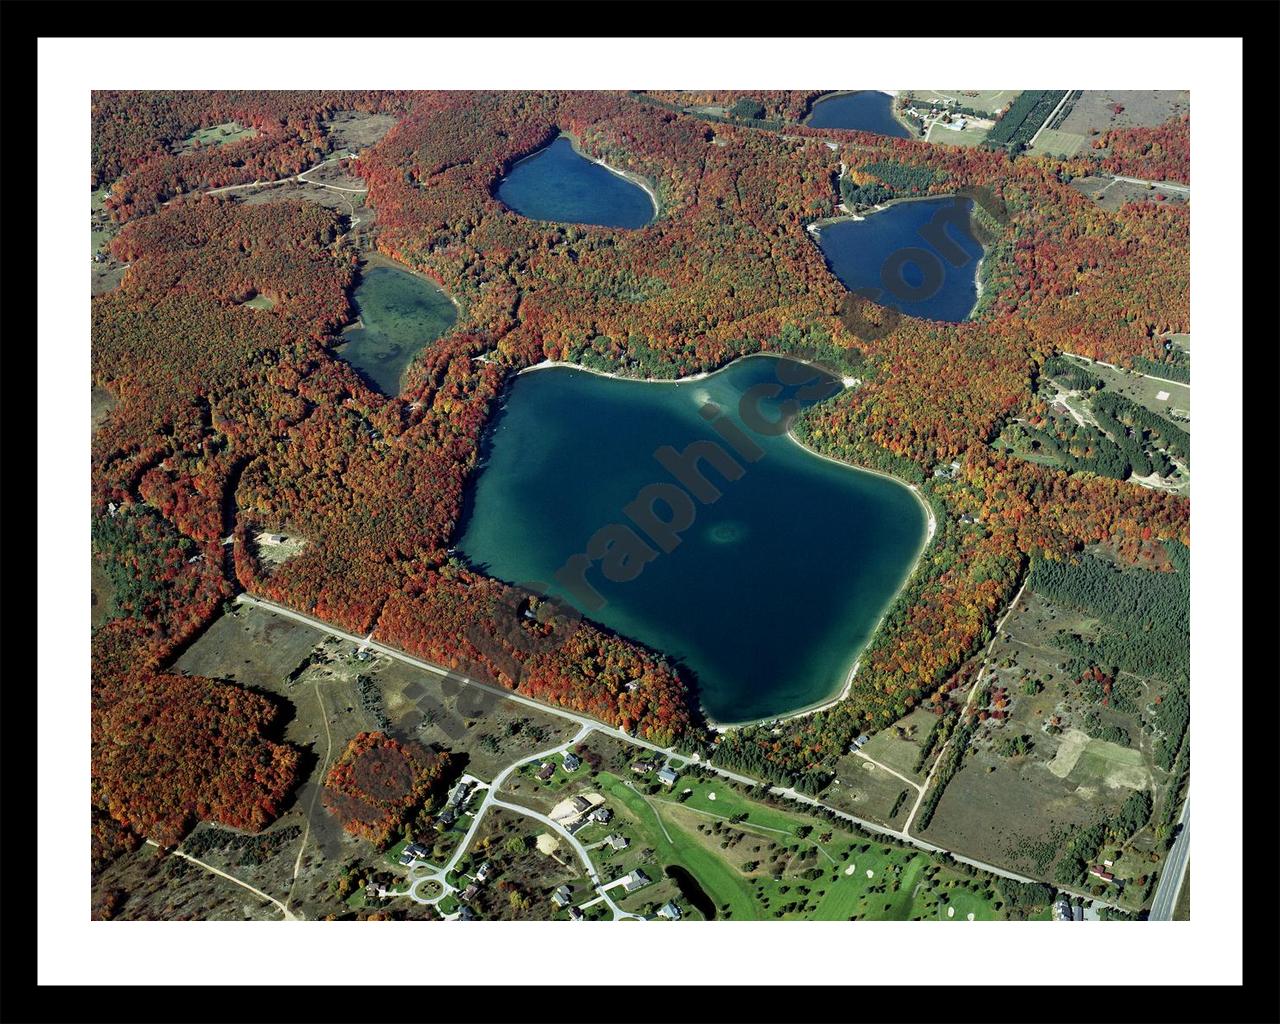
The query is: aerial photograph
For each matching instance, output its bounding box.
[89,85,1192,927]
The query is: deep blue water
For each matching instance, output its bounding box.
[457,355,926,723]
[806,92,912,138]
[496,136,655,229]
[815,197,984,322]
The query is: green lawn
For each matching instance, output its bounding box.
[597,771,1015,921]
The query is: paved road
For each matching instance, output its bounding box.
[1148,797,1191,920]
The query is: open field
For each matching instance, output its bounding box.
[1062,354,1190,422]
[175,121,258,154]
[1030,127,1088,158]
[909,90,1020,115]
[925,122,990,148]
[1068,174,1190,212]
[915,586,1177,911]
[323,110,399,152]
[1056,90,1188,136]
[822,754,913,829]
[90,559,117,629]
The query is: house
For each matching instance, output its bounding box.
[1072,905,1084,922]
[572,796,592,815]
[562,752,582,772]
[460,884,480,903]
[457,905,476,921]
[436,808,457,830]
[631,760,656,775]
[537,762,556,782]
[448,780,473,808]
[606,834,630,851]
[588,806,612,824]
[849,734,870,753]
[620,869,651,893]
[1088,866,1115,883]
[398,849,416,866]
[404,842,431,860]
[551,885,573,908]
[475,861,492,883]
[657,900,683,921]
[656,766,679,787]
[1052,897,1073,921]
[568,906,584,921]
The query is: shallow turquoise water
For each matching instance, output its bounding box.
[806,92,913,138]
[334,265,457,395]
[496,136,655,229]
[456,355,926,722]
[815,197,984,322]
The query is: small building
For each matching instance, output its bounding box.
[850,734,870,752]
[620,869,652,893]
[398,849,416,866]
[1088,866,1115,883]
[436,808,457,830]
[568,905,584,921]
[448,780,473,808]
[606,834,630,851]
[1052,897,1073,922]
[572,795,592,815]
[404,842,431,860]
[657,900,683,921]
[656,766,679,787]
[551,885,573,908]
[475,860,492,883]
[537,762,556,782]
[631,760,656,775]
[588,806,612,824]
[562,752,582,772]
[457,905,476,921]
[1072,905,1084,922]
[460,884,480,903]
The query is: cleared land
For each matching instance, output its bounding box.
[915,586,1179,914]
[1030,91,1188,160]
[175,121,258,154]
[1062,354,1190,422]
[323,110,399,152]
[925,122,990,148]
[909,90,1020,115]
[1068,174,1190,212]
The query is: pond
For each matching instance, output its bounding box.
[806,91,912,138]
[496,136,656,229]
[665,864,716,920]
[456,354,927,723]
[333,262,457,396]
[813,196,984,322]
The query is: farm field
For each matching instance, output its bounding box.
[1029,90,1188,160]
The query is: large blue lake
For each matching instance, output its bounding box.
[457,355,927,723]
[814,196,984,322]
[496,136,656,229]
[806,91,912,138]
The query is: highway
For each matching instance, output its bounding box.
[1148,797,1191,920]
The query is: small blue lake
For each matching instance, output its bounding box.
[814,197,984,322]
[496,136,656,229]
[806,91,913,138]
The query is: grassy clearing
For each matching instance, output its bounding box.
[926,123,990,148]
[1063,355,1190,422]
[1028,127,1088,158]
[176,121,258,153]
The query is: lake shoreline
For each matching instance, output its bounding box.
[704,428,937,731]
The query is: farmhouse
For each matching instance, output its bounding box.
[656,766,679,787]
[1088,866,1115,883]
